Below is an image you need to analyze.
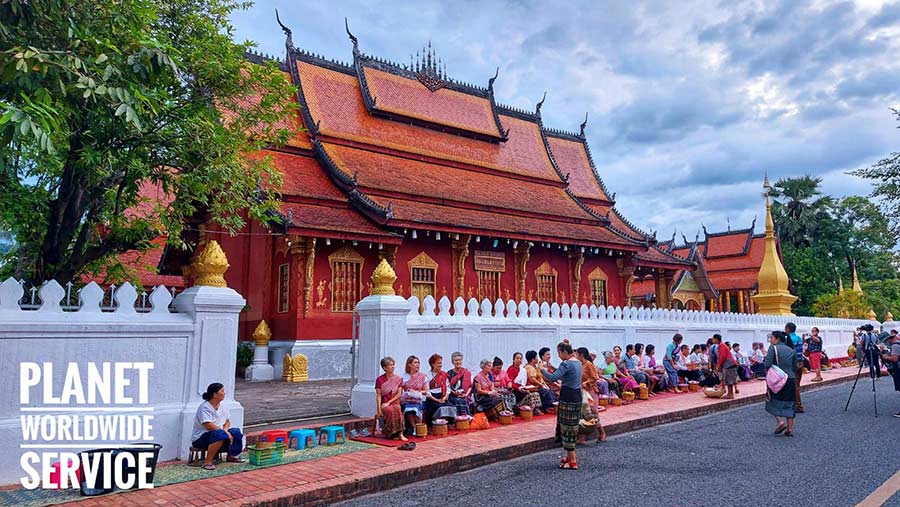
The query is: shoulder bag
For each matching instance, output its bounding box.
[766,345,788,393]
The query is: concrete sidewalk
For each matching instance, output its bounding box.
[59,366,859,507]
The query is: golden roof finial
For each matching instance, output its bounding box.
[867,309,877,321]
[371,258,397,295]
[252,320,271,347]
[193,240,229,288]
[885,311,894,322]
[753,173,796,315]
[852,263,863,292]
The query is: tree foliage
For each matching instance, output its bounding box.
[812,290,870,319]
[852,109,900,236]
[0,0,296,283]
[862,279,900,322]
[769,175,833,248]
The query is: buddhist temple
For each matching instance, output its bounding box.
[630,219,776,313]
[136,19,694,374]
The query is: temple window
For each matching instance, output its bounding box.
[588,267,608,307]
[277,263,289,313]
[408,252,438,313]
[477,270,501,301]
[534,261,558,303]
[328,246,365,312]
[473,250,505,302]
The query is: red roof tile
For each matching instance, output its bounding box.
[371,196,641,247]
[320,142,590,220]
[704,229,752,257]
[296,61,559,181]
[267,151,346,200]
[362,67,503,139]
[704,235,765,273]
[634,245,693,268]
[282,202,399,242]
[546,136,611,201]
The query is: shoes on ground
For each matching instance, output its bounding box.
[893,411,900,418]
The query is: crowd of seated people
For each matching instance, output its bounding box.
[372,332,837,440]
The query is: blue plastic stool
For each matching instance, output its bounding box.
[318,425,346,445]
[288,429,317,450]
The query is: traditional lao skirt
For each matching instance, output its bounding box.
[722,366,739,386]
[424,398,457,423]
[765,378,796,418]
[381,402,404,438]
[448,394,472,417]
[557,387,583,451]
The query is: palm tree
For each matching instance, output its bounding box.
[768,175,833,247]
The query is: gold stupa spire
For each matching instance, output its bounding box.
[885,311,894,322]
[371,258,397,296]
[752,175,796,315]
[851,263,863,292]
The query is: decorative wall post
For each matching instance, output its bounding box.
[245,320,275,381]
[514,242,530,301]
[175,240,246,456]
[350,258,410,418]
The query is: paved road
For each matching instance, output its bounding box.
[335,378,900,507]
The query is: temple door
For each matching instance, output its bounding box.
[411,281,434,314]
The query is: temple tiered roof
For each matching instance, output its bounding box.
[252,17,694,268]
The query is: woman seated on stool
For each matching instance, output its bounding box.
[507,352,543,413]
[447,352,473,417]
[425,353,457,423]
[643,344,670,392]
[400,356,428,435]
[750,342,767,378]
[191,383,244,471]
[524,350,557,412]
[474,358,505,419]
[677,344,702,383]
[375,357,407,441]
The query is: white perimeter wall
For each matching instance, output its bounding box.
[0,279,245,485]
[398,295,872,373]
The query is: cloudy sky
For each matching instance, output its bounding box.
[231,0,900,241]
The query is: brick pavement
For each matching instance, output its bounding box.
[60,366,859,507]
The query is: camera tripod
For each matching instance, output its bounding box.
[844,344,880,417]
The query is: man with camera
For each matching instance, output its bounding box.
[880,331,900,418]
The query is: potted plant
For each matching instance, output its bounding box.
[236,342,253,378]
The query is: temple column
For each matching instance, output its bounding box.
[451,235,470,300]
[514,242,531,301]
[616,258,635,308]
[725,291,732,312]
[289,237,316,317]
[738,290,745,314]
[569,251,584,304]
[654,269,669,309]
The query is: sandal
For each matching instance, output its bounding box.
[359,428,371,437]
[349,429,360,437]
[226,456,245,463]
[398,442,416,451]
[201,463,216,471]
[774,424,786,435]
[559,461,579,470]
[783,431,794,437]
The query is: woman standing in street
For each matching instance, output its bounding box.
[541,341,583,469]
[764,331,797,436]
[807,327,824,382]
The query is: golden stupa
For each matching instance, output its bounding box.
[752,176,797,315]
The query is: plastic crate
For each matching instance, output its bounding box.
[248,442,285,466]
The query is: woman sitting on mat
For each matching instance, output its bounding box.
[375,357,407,441]
[677,344,702,383]
[400,356,428,435]
[191,383,245,471]
[447,351,473,417]
[474,358,505,420]
[425,354,457,423]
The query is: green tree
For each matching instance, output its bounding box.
[781,243,838,317]
[769,175,833,248]
[0,0,296,284]
[852,109,900,236]
[862,279,900,322]
[811,290,870,319]
[826,196,898,281]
